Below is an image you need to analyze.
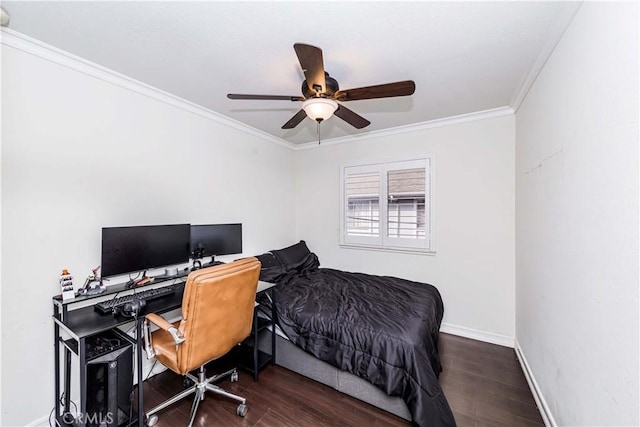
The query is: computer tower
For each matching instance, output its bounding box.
[86,331,133,427]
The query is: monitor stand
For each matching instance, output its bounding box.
[202,257,224,267]
[191,257,223,270]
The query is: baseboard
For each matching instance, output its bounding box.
[26,414,49,427]
[440,326,551,425]
[440,322,514,348]
[514,339,556,427]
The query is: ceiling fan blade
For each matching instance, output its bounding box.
[281,109,308,129]
[334,104,371,129]
[227,94,305,101]
[294,43,326,94]
[334,80,416,102]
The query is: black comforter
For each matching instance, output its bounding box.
[269,262,456,427]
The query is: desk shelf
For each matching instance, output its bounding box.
[254,316,272,333]
[237,285,277,381]
[237,346,272,374]
[61,338,78,355]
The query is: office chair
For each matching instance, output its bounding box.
[142,257,260,427]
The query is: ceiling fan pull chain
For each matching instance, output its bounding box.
[317,120,321,144]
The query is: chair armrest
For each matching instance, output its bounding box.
[146,313,185,345]
[146,313,175,330]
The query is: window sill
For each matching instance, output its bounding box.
[339,244,436,256]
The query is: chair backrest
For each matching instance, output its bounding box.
[176,257,260,373]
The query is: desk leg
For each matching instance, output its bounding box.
[136,318,144,427]
[252,312,259,381]
[271,289,276,365]
[54,321,61,424]
[64,349,72,413]
[78,337,87,427]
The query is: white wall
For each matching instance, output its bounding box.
[515,3,639,426]
[294,115,516,340]
[1,38,296,426]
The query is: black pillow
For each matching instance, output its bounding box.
[255,252,281,269]
[254,252,288,282]
[272,240,311,268]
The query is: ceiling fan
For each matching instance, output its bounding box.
[227,43,416,130]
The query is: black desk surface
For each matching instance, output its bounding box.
[54,276,275,340]
[56,283,185,339]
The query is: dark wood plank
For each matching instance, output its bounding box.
[439,333,544,427]
[143,333,544,426]
[253,408,299,427]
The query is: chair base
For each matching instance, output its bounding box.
[145,366,246,427]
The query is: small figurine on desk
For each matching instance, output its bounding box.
[59,269,75,301]
[76,266,105,296]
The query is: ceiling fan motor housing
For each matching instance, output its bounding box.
[302,73,339,98]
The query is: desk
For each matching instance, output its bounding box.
[52,278,276,427]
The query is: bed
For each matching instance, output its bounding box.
[254,241,456,427]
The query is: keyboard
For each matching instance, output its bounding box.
[95,284,177,315]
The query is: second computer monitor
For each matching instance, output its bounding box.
[190,223,243,260]
[101,224,191,278]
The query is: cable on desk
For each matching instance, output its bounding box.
[145,359,158,381]
[127,356,159,424]
[49,392,77,427]
[126,272,142,288]
[48,406,58,427]
[104,290,122,307]
[48,406,59,427]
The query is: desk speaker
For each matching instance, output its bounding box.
[86,344,133,426]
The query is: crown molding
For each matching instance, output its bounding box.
[0,28,296,150]
[2,28,517,152]
[510,2,582,112]
[293,106,514,150]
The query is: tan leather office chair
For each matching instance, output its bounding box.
[142,257,260,427]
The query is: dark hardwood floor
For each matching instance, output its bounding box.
[140,333,544,426]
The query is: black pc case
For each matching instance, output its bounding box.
[85,330,134,426]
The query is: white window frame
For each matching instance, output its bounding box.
[340,155,435,254]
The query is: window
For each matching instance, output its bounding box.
[340,157,433,252]
[345,171,380,237]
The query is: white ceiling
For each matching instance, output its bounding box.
[2,1,580,145]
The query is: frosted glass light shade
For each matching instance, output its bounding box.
[302,98,338,121]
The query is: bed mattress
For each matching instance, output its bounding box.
[265,264,456,427]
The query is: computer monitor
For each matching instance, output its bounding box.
[190,224,243,262]
[101,224,191,278]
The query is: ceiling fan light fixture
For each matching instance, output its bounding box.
[302,98,338,122]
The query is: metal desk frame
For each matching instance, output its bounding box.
[52,278,276,427]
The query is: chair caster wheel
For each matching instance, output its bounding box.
[183,377,191,388]
[145,414,158,426]
[231,370,239,382]
[237,403,248,417]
